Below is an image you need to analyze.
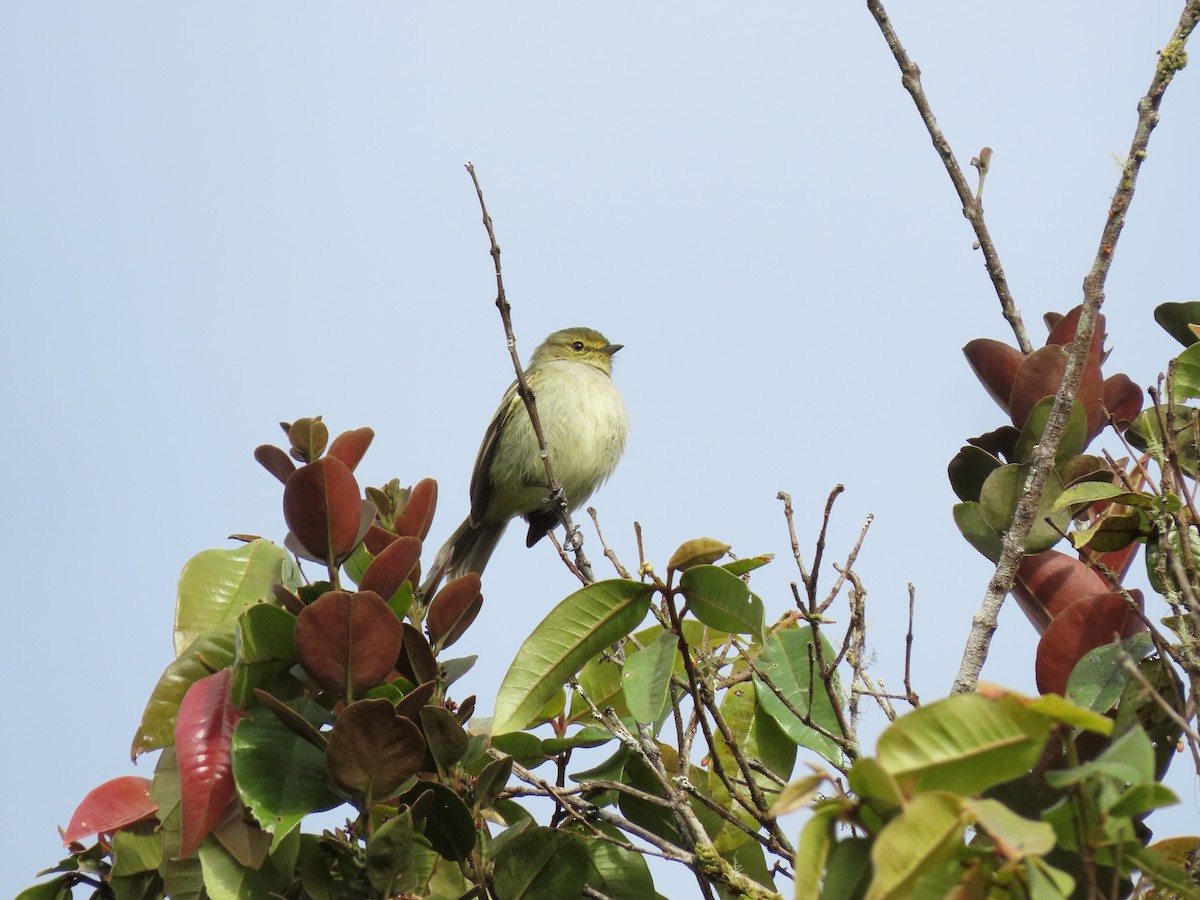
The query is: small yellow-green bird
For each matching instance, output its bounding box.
[433,327,629,582]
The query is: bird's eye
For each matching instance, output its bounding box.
[571,341,585,352]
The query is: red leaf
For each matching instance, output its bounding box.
[175,669,243,858]
[1008,344,1105,439]
[1045,306,1106,361]
[294,591,403,695]
[1012,550,1109,634]
[327,427,375,472]
[396,478,438,540]
[360,536,423,602]
[963,339,1025,414]
[283,457,363,564]
[1035,590,1145,695]
[1102,374,1143,431]
[427,574,483,649]
[253,445,296,485]
[62,776,157,846]
[363,524,400,556]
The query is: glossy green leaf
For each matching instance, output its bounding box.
[678,565,763,636]
[621,630,676,724]
[493,827,589,900]
[577,823,655,898]
[132,621,237,759]
[821,837,873,900]
[231,603,297,707]
[174,540,292,656]
[866,792,963,900]
[493,580,652,735]
[751,623,844,765]
[721,553,774,577]
[876,694,1051,796]
[232,698,341,849]
[197,832,294,900]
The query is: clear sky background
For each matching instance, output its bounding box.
[3,3,1198,896]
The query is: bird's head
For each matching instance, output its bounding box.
[531,327,623,374]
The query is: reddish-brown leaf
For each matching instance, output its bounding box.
[1045,306,1107,361]
[1102,374,1143,431]
[1008,344,1105,438]
[294,591,403,696]
[360,536,423,602]
[395,681,437,724]
[363,524,400,556]
[963,339,1025,413]
[62,776,157,846]
[427,574,483,649]
[1012,550,1109,634]
[396,478,438,540]
[327,427,375,472]
[1035,590,1146,695]
[175,669,243,859]
[283,457,363,563]
[325,698,426,801]
[253,445,296,485]
[398,623,439,685]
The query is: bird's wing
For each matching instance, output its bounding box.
[469,378,521,525]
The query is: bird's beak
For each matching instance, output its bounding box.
[601,343,623,356]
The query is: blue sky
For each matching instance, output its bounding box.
[3,3,1198,896]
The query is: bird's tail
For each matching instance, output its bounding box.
[422,518,507,596]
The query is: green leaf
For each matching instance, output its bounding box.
[493,827,589,900]
[794,801,838,899]
[963,798,1055,857]
[1108,781,1179,817]
[866,792,964,900]
[1052,481,1124,510]
[1044,725,1155,789]
[721,554,774,577]
[952,501,1003,562]
[231,698,341,849]
[979,463,1069,555]
[667,537,730,573]
[1064,632,1154,713]
[1013,395,1088,465]
[493,580,652,735]
[821,837,873,900]
[231,603,297,708]
[708,662,796,849]
[1176,342,1200,400]
[621,631,676,724]
[1155,301,1200,347]
[751,624,844,765]
[876,694,1051,796]
[365,809,414,896]
[174,541,292,656]
[568,653,627,724]
[678,565,763,636]
[947,444,1003,503]
[131,620,237,759]
[577,823,655,898]
[197,833,294,900]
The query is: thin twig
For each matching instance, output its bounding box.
[464,162,595,582]
[865,1,1031,353]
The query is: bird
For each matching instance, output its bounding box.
[430,326,629,585]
